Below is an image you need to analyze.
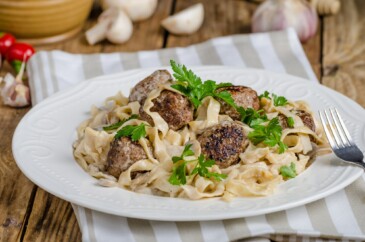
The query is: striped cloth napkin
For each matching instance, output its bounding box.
[27,29,365,242]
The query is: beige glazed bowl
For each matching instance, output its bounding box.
[0,0,93,44]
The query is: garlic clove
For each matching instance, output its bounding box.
[101,0,158,22]
[106,10,133,44]
[85,8,133,45]
[252,0,318,43]
[85,20,111,45]
[161,3,204,35]
[85,8,117,45]
[0,73,31,107]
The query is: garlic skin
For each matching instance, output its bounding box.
[106,10,133,44]
[85,8,133,45]
[101,0,158,22]
[252,0,318,42]
[0,59,31,108]
[161,3,204,35]
[0,74,30,108]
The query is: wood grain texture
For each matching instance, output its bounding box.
[0,62,33,242]
[22,189,81,242]
[167,0,257,47]
[322,0,365,107]
[302,21,322,81]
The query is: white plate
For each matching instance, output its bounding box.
[13,67,365,221]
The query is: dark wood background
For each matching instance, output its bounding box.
[1,0,364,241]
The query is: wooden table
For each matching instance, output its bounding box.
[1,0,364,241]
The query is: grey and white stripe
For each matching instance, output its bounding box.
[27,28,365,242]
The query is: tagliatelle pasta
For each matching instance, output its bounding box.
[73,70,329,201]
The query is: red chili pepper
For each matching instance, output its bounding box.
[0,32,16,57]
[6,42,35,73]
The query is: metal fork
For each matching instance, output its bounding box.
[318,108,365,169]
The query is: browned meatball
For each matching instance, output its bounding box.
[106,137,152,178]
[278,111,315,132]
[217,86,260,120]
[140,90,194,131]
[129,70,172,104]
[197,121,248,168]
[296,110,315,132]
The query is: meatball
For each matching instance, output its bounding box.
[140,90,194,131]
[296,110,315,132]
[278,111,315,132]
[106,136,151,178]
[197,121,248,168]
[217,86,260,120]
[129,70,172,104]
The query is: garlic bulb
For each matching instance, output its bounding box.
[252,0,318,42]
[101,0,158,22]
[161,3,204,35]
[0,61,30,107]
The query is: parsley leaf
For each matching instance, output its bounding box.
[272,94,288,106]
[169,162,187,185]
[287,117,295,128]
[279,162,297,179]
[170,60,233,109]
[259,91,288,106]
[239,107,268,127]
[168,144,227,186]
[103,114,139,131]
[191,155,227,181]
[259,91,270,100]
[248,118,288,153]
[115,123,147,141]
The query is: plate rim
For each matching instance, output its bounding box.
[12,66,365,221]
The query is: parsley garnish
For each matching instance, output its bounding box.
[168,144,227,186]
[114,123,147,141]
[287,117,295,128]
[170,60,232,109]
[103,114,139,131]
[248,117,288,153]
[272,94,288,106]
[259,91,270,100]
[259,91,288,107]
[279,162,297,179]
[237,107,268,127]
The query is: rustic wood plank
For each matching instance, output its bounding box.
[322,0,365,107]
[302,19,322,81]
[21,189,81,242]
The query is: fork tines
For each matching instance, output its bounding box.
[318,108,353,149]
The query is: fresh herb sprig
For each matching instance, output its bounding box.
[237,107,268,127]
[170,60,269,127]
[170,60,232,109]
[259,91,288,107]
[168,144,227,186]
[248,117,288,153]
[115,123,147,141]
[279,162,296,179]
[103,114,139,131]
